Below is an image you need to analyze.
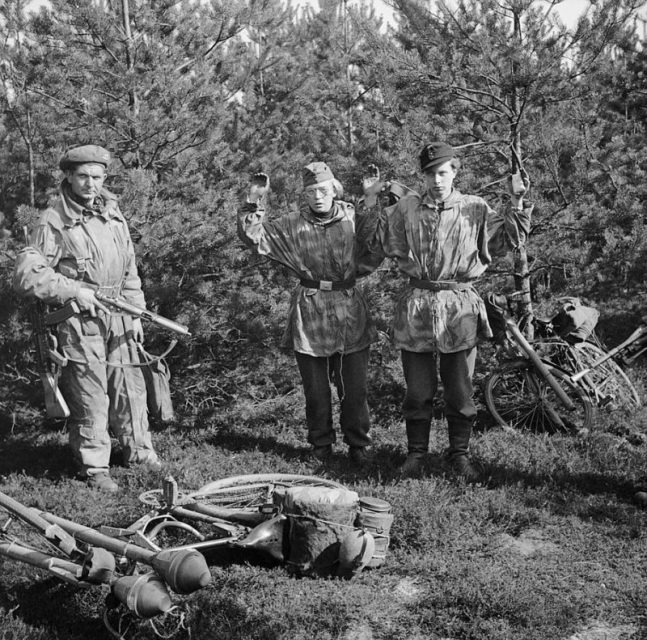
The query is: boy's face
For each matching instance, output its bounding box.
[423,160,456,202]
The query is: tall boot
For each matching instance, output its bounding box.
[399,419,430,477]
[447,421,478,482]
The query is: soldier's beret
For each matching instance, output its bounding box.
[419,142,456,172]
[303,162,335,187]
[59,145,111,171]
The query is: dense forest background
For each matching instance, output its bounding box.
[1,0,647,422]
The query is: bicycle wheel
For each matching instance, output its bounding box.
[571,342,641,409]
[138,474,347,513]
[189,474,347,509]
[484,360,594,433]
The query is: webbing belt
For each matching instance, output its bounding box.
[408,278,474,291]
[299,278,356,291]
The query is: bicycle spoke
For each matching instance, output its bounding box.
[572,342,640,409]
[485,360,593,433]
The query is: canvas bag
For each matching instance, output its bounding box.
[552,298,600,342]
[281,486,359,575]
[136,342,175,422]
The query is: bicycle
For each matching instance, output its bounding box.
[483,293,642,434]
[120,473,392,579]
[127,473,348,558]
[0,473,363,637]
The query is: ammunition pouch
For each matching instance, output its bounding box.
[136,343,175,423]
[44,300,81,327]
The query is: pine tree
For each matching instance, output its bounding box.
[372,0,645,328]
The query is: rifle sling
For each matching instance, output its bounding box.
[61,339,178,369]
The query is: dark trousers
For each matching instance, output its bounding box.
[401,348,477,457]
[295,348,371,449]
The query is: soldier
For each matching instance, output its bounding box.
[238,163,379,467]
[363,142,530,480]
[14,145,161,492]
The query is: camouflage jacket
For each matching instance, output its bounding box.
[238,199,380,357]
[371,188,531,353]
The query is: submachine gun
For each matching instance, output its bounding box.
[94,292,191,336]
[30,292,190,420]
[31,301,71,419]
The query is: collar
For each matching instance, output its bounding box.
[58,180,119,226]
[421,188,462,211]
[300,201,348,226]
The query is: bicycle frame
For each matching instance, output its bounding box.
[571,325,647,383]
[505,318,576,411]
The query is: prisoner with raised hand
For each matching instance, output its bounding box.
[238,162,382,468]
[362,142,531,481]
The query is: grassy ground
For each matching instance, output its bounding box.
[1,343,647,640]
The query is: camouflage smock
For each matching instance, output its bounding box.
[373,188,530,354]
[238,200,379,357]
[13,181,145,307]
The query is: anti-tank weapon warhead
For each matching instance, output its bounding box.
[111,573,173,618]
[150,548,212,594]
[36,511,211,594]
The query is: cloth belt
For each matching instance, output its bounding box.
[299,277,356,291]
[408,278,473,291]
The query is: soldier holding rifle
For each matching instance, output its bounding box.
[13,145,162,492]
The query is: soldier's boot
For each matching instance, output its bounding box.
[447,421,478,483]
[310,444,333,463]
[87,472,119,493]
[399,419,430,478]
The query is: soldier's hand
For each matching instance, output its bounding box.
[362,164,384,194]
[76,288,111,317]
[247,172,270,204]
[508,169,530,206]
[362,164,386,207]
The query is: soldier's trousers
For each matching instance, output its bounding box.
[57,312,158,478]
[295,348,371,449]
[401,347,477,457]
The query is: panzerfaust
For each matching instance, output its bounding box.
[0,489,211,619]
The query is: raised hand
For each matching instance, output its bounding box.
[508,169,530,204]
[247,172,270,204]
[362,164,385,207]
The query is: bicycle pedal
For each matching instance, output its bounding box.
[259,503,276,515]
[599,395,616,409]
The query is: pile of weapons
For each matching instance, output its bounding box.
[0,477,392,622]
[0,489,211,619]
